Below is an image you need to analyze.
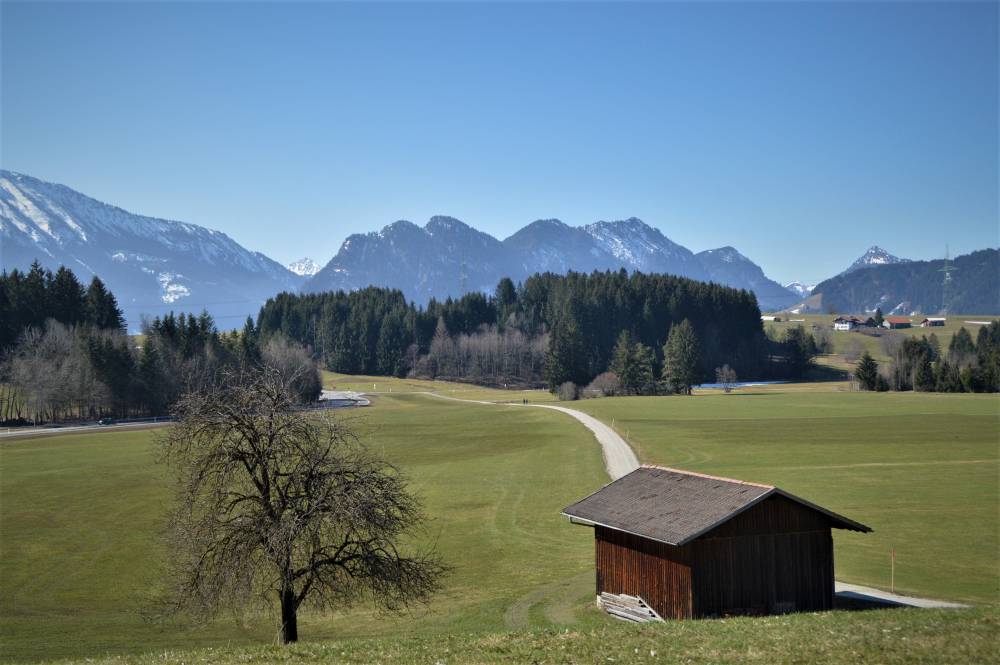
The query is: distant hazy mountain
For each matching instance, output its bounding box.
[287,257,321,277]
[0,170,299,329]
[842,246,910,275]
[784,281,816,298]
[304,216,795,308]
[811,248,999,314]
[306,216,511,302]
[693,247,800,310]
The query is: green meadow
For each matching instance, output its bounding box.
[570,391,1000,604]
[0,393,605,662]
[1,378,998,663]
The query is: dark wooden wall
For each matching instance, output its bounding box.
[693,494,835,616]
[594,527,693,619]
[592,495,835,619]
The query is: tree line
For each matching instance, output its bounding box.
[257,270,822,393]
[1,264,320,424]
[854,322,1000,393]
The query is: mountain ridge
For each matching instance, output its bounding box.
[0,170,300,329]
[304,215,798,309]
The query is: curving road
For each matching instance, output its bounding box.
[421,392,638,481]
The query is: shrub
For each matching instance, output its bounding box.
[557,381,579,401]
[583,372,620,398]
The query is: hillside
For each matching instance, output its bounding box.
[695,246,799,309]
[0,171,301,329]
[810,248,999,314]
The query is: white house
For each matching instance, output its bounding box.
[833,316,864,331]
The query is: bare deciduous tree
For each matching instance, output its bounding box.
[155,366,444,643]
[715,364,738,393]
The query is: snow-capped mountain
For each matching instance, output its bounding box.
[305,216,794,309]
[694,247,800,310]
[0,170,300,330]
[842,246,910,275]
[812,249,998,314]
[287,257,321,277]
[784,281,816,297]
[583,218,707,280]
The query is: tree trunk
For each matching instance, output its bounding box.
[280,587,298,644]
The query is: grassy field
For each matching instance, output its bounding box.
[2,376,998,663]
[30,606,1000,665]
[0,393,605,662]
[762,313,1000,364]
[570,391,999,604]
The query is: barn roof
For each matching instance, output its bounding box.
[561,465,871,546]
[885,316,911,324]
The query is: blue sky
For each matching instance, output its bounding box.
[3,1,997,283]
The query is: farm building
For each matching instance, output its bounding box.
[761,315,781,322]
[562,466,871,621]
[920,318,946,327]
[883,316,912,329]
[832,316,865,331]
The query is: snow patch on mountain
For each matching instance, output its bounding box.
[784,281,816,297]
[1,170,300,329]
[843,246,909,274]
[287,257,321,276]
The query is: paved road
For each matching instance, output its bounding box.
[0,420,171,441]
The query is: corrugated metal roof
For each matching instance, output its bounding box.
[562,465,871,546]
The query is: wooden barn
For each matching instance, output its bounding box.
[562,466,871,621]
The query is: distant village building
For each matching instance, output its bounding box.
[883,317,912,329]
[832,316,865,331]
[920,318,946,327]
[562,466,871,621]
[761,315,781,322]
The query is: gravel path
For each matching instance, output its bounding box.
[421,392,638,481]
[418,391,968,610]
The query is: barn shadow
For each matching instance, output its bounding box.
[833,590,904,611]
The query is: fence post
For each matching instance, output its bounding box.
[890,548,895,594]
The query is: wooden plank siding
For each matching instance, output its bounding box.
[595,527,693,619]
[593,495,835,619]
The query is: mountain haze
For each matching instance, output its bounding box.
[0,170,300,329]
[305,216,797,309]
[811,248,998,315]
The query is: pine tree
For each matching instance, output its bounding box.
[914,355,936,392]
[22,261,51,329]
[85,276,126,331]
[949,327,976,362]
[662,319,701,395]
[935,360,963,393]
[610,331,637,393]
[546,317,587,390]
[494,277,518,329]
[241,316,260,362]
[854,351,879,391]
[873,307,884,328]
[50,266,87,325]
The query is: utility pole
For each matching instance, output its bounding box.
[939,245,957,314]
